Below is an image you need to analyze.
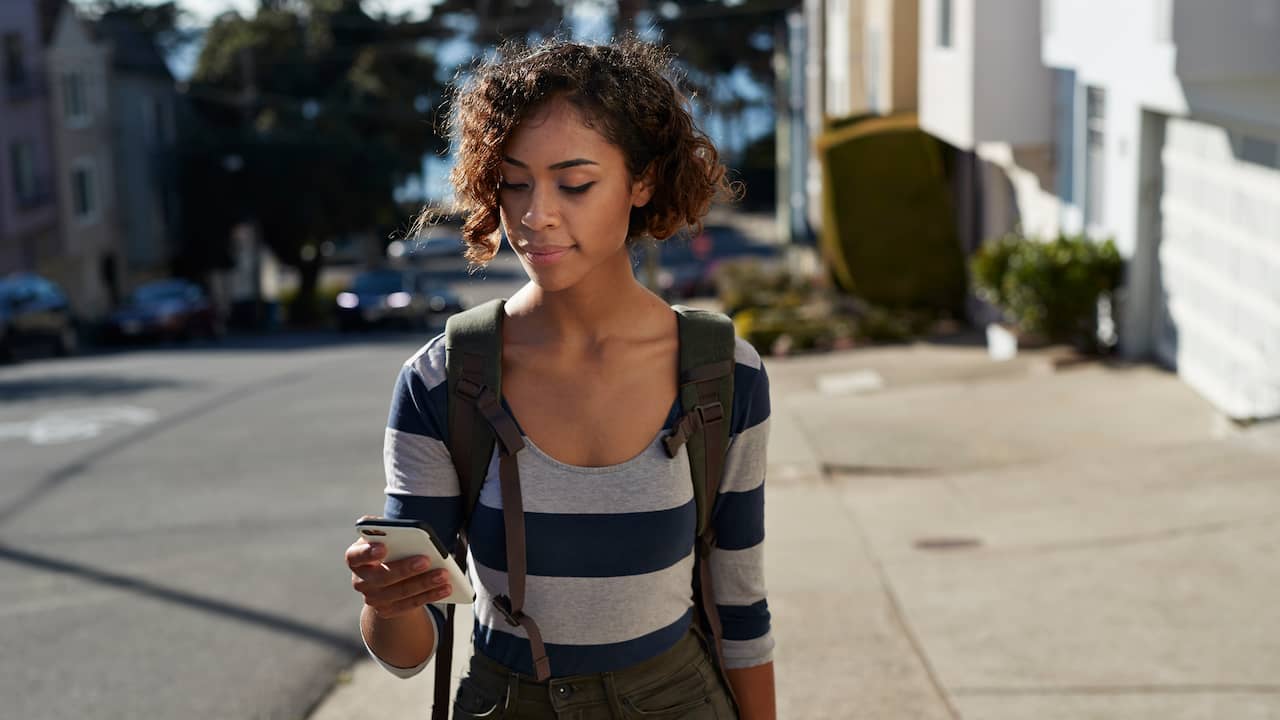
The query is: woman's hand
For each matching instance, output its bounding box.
[346,523,453,619]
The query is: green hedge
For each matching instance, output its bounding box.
[817,113,965,315]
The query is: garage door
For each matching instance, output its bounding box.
[1158,117,1280,419]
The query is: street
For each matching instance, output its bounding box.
[0,331,445,719]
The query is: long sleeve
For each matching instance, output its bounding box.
[366,334,464,677]
[708,338,774,669]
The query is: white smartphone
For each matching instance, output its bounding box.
[355,518,475,605]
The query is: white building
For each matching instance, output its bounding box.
[916,0,1280,420]
[803,0,921,235]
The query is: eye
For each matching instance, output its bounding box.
[499,181,528,191]
[562,182,595,194]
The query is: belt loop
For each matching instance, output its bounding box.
[505,671,519,712]
[602,672,625,720]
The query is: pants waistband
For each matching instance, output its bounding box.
[467,627,712,708]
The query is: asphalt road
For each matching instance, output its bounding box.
[0,244,530,720]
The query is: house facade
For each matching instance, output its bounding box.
[1041,0,1280,419]
[44,5,181,320]
[0,0,58,276]
[808,0,1280,419]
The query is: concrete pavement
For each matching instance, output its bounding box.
[308,340,1280,719]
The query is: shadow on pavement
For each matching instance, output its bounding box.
[0,375,196,403]
[0,543,362,654]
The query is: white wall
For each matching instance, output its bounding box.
[972,0,1052,147]
[1173,0,1280,83]
[920,0,1052,149]
[918,0,974,148]
[1159,117,1280,418]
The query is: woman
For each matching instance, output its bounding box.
[344,38,775,719]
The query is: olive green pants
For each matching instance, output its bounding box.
[452,628,738,719]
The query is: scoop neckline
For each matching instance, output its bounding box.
[503,396,681,474]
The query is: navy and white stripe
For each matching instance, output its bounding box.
[365,331,774,678]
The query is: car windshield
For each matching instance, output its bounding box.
[352,271,404,295]
[131,282,191,304]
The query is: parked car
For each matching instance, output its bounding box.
[335,269,464,332]
[103,279,223,344]
[0,273,79,362]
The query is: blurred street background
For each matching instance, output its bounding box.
[1,0,1278,718]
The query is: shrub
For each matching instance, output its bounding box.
[816,113,965,314]
[972,232,1123,349]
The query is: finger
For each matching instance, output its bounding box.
[353,561,440,597]
[372,583,455,618]
[351,563,394,595]
[373,554,432,585]
[368,569,450,607]
[346,540,386,568]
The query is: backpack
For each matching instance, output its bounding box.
[429,298,736,720]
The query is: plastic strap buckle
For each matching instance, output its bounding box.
[695,401,725,426]
[491,594,523,627]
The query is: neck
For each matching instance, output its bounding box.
[506,246,654,347]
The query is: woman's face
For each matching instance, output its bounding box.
[497,98,653,292]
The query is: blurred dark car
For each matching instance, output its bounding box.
[335,268,464,332]
[103,279,223,344]
[0,273,79,362]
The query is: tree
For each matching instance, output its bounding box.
[184,0,448,324]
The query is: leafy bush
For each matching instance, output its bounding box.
[972,232,1123,349]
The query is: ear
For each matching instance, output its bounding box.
[630,163,657,208]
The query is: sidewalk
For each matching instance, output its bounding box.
[310,341,1280,719]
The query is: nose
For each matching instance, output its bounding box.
[521,185,560,231]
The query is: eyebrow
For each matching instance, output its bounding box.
[502,156,599,171]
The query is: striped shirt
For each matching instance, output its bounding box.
[366,330,773,678]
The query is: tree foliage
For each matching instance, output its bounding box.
[182,0,448,322]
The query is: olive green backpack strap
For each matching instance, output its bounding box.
[433,298,506,720]
[666,305,736,702]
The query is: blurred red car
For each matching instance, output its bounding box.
[103,279,224,344]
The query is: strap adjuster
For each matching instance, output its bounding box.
[491,594,523,627]
[695,401,725,425]
[456,377,484,400]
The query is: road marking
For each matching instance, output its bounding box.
[0,406,158,445]
[816,369,886,396]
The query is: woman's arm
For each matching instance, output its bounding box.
[712,344,776,717]
[360,603,436,669]
[726,662,776,720]
[348,533,450,671]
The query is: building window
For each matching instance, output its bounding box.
[3,33,26,90]
[71,160,97,222]
[1084,86,1106,229]
[62,71,89,125]
[10,141,37,204]
[938,0,953,48]
[1053,70,1077,205]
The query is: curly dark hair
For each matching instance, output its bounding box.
[416,37,737,265]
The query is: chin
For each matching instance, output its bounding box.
[522,268,583,294]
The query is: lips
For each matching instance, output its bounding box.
[521,245,574,266]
